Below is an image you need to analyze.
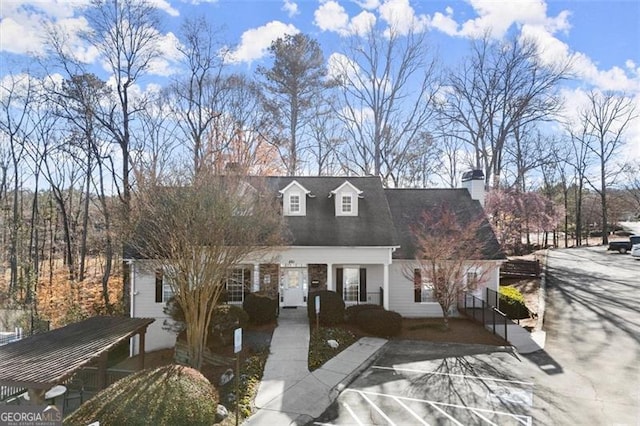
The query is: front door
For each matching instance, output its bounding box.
[282,268,305,307]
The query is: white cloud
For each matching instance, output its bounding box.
[227,21,299,64]
[350,11,376,36]
[429,10,458,36]
[314,1,351,35]
[282,0,299,17]
[456,0,570,39]
[378,0,429,35]
[148,32,182,76]
[352,0,380,10]
[149,0,180,16]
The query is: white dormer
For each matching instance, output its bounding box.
[279,180,312,216]
[330,180,363,217]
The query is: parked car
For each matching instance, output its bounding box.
[608,235,640,254]
[632,242,640,259]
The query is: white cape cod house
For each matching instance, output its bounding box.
[126,173,505,354]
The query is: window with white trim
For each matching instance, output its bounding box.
[343,268,359,302]
[413,269,436,303]
[226,268,251,303]
[289,194,300,213]
[155,269,175,303]
[341,195,352,214]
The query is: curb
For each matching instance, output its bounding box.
[534,249,548,333]
[327,338,388,401]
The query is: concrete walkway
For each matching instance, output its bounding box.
[245,308,386,425]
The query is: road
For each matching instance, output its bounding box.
[314,247,639,425]
[526,246,640,425]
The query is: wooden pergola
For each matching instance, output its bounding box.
[0,316,154,404]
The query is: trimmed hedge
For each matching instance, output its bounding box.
[345,304,384,325]
[64,365,218,426]
[499,286,530,320]
[307,290,345,326]
[209,304,249,347]
[243,293,278,325]
[356,309,402,337]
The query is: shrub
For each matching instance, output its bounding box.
[345,304,384,324]
[499,286,530,319]
[307,290,345,326]
[356,309,402,337]
[243,293,278,325]
[308,327,357,371]
[209,304,249,347]
[64,365,217,426]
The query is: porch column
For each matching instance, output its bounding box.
[326,263,333,291]
[97,351,108,390]
[383,263,390,310]
[253,263,260,292]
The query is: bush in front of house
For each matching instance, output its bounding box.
[64,365,218,426]
[356,309,402,337]
[345,303,384,325]
[307,290,345,326]
[209,304,249,347]
[499,286,530,319]
[243,293,278,325]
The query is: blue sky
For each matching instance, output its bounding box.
[1,0,639,158]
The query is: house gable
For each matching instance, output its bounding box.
[279,180,312,216]
[330,180,363,217]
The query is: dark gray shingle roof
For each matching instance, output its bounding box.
[384,188,505,260]
[264,176,398,247]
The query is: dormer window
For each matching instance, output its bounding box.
[341,195,352,214]
[331,180,362,217]
[279,180,312,216]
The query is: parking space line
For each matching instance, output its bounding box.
[427,401,465,426]
[357,390,397,426]
[342,402,364,426]
[373,366,535,386]
[470,408,499,425]
[391,396,431,425]
[344,389,532,424]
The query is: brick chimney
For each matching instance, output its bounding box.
[461,169,485,207]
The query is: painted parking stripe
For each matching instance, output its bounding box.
[470,408,499,426]
[357,390,397,426]
[342,402,365,426]
[344,389,532,424]
[373,365,535,386]
[427,401,465,426]
[391,396,431,426]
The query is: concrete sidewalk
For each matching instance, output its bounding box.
[245,308,386,425]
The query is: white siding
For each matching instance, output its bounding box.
[387,260,502,318]
[130,261,178,355]
[388,261,443,317]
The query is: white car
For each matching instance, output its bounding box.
[632,243,640,259]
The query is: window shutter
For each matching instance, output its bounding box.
[359,268,367,302]
[414,269,421,303]
[155,269,163,303]
[336,268,343,297]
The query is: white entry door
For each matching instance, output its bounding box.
[282,268,305,307]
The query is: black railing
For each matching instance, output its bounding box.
[486,288,531,323]
[458,292,509,342]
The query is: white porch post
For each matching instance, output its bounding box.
[383,263,390,310]
[326,263,333,291]
[253,263,260,292]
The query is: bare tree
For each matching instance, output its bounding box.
[170,17,227,176]
[82,0,162,218]
[440,34,571,188]
[258,33,329,175]
[406,204,499,327]
[131,174,284,370]
[504,125,556,191]
[0,72,37,292]
[333,23,439,186]
[579,91,637,245]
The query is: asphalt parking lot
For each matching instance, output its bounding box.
[314,341,553,426]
